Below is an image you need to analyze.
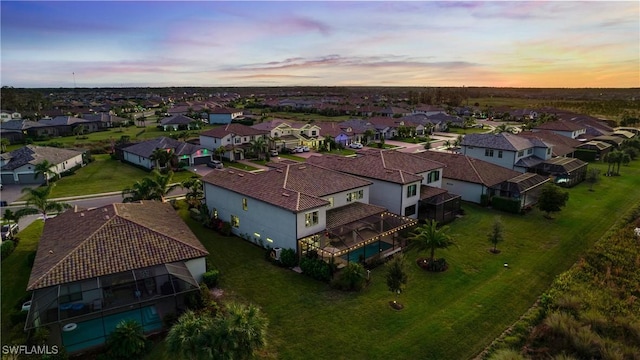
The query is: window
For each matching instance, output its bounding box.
[485,149,494,157]
[427,171,440,184]
[547,148,551,155]
[327,197,334,208]
[404,205,416,217]
[518,150,524,157]
[346,190,364,202]
[527,149,533,155]
[311,130,317,136]
[305,211,319,227]
[234,137,241,144]
[231,215,240,228]
[242,198,248,211]
[407,184,417,197]
[498,150,503,158]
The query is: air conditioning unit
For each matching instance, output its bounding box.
[272,247,283,261]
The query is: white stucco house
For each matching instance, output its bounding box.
[201,162,416,266]
[460,133,553,173]
[199,123,269,161]
[0,145,85,185]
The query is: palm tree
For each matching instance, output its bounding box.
[166,310,215,360]
[604,150,622,175]
[181,178,203,208]
[1,138,10,153]
[105,320,148,360]
[73,124,87,137]
[493,124,513,134]
[214,146,226,161]
[15,185,72,221]
[443,140,452,152]
[409,219,455,263]
[122,177,158,203]
[34,160,56,185]
[152,170,179,202]
[249,137,268,160]
[213,302,269,360]
[363,129,375,145]
[149,148,174,171]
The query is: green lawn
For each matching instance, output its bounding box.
[446,127,489,135]
[41,155,198,199]
[156,160,639,360]
[224,161,260,172]
[278,154,306,162]
[1,220,44,344]
[5,160,639,359]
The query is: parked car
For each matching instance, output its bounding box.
[207,160,224,169]
[302,146,310,152]
[270,150,279,156]
[349,142,363,149]
[1,223,19,241]
[294,146,304,153]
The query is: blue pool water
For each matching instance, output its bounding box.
[61,305,162,353]
[342,242,393,262]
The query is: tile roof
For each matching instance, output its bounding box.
[461,133,547,151]
[517,130,581,156]
[210,107,242,114]
[38,116,95,126]
[326,202,386,229]
[160,114,198,126]
[413,151,522,187]
[1,145,83,171]
[27,201,209,290]
[200,123,269,138]
[122,137,206,157]
[307,150,443,185]
[534,120,585,132]
[201,163,372,212]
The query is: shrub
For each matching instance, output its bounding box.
[9,310,27,327]
[1,240,16,260]
[202,270,220,288]
[417,257,448,272]
[331,263,367,291]
[480,194,491,207]
[279,248,298,268]
[491,196,522,214]
[220,221,232,236]
[163,313,178,328]
[299,257,331,282]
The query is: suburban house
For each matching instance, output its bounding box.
[530,157,588,187]
[199,123,269,161]
[24,201,209,355]
[1,110,22,121]
[159,114,200,131]
[412,105,446,117]
[37,116,103,137]
[208,107,244,124]
[0,145,84,184]
[414,151,550,209]
[575,140,613,160]
[532,120,587,139]
[307,149,452,219]
[516,130,582,157]
[460,133,553,173]
[82,113,128,128]
[251,119,323,150]
[315,121,354,147]
[121,136,212,169]
[201,163,417,266]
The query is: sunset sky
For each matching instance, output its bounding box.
[1,1,638,88]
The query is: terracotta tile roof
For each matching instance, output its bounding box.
[419,185,448,200]
[27,201,209,290]
[461,133,547,151]
[517,130,581,157]
[200,123,269,138]
[534,120,585,132]
[1,145,83,171]
[413,151,521,187]
[201,163,372,212]
[307,150,442,184]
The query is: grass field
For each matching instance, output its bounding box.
[41,154,198,199]
[4,160,638,359]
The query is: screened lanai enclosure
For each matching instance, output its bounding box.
[24,262,200,354]
[298,202,417,268]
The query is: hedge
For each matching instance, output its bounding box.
[1,240,16,260]
[491,196,521,214]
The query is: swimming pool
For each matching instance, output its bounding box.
[341,241,393,263]
[61,305,162,353]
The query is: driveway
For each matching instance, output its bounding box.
[0,184,39,206]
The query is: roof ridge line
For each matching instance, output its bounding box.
[467,157,485,184]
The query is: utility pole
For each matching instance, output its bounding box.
[73,72,77,88]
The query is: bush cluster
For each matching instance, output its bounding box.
[300,257,332,282]
[1,240,16,260]
[491,196,522,214]
[202,270,220,288]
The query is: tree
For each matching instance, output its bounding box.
[166,310,215,360]
[363,129,375,145]
[1,138,10,153]
[409,219,455,263]
[73,124,87,137]
[585,168,600,191]
[105,320,148,360]
[443,140,452,152]
[150,148,174,171]
[386,254,408,302]
[537,183,569,219]
[33,160,56,185]
[15,185,72,221]
[182,178,203,208]
[487,217,504,253]
[212,302,269,360]
[249,137,268,160]
[423,135,431,150]
[493,124,514,134]
[214,146,226,161]
[152,170,179,202]
[603,150,622,176]
[122,177,158,203]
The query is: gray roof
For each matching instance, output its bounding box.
[38,116,96,126]
[1,145,84,171]
[462,133,548,151]
[0,119,47,131]
[514,156,545,168]
[122,137,207,157]
[160,114,197,126]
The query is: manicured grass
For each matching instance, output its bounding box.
[323,148,357,156]
[446,127,489,135]
[153,159,640,360]
[278,154,306,162]
[42,154,198,199]
[1,220,44,344]
[224,161,259,171]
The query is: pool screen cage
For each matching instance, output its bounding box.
[298,211,417,267]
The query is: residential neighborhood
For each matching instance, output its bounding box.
[1,86,639,359]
